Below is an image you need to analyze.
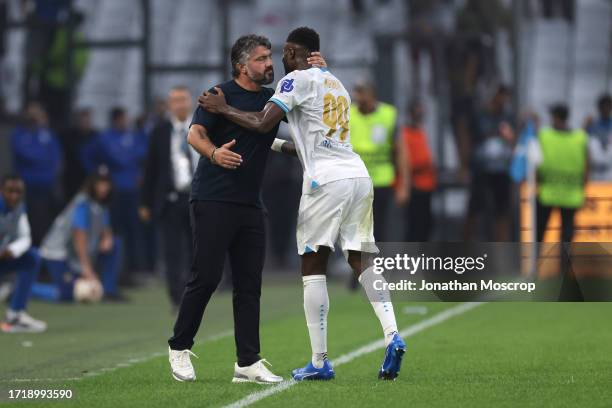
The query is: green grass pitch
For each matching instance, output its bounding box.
[1,278,611,407]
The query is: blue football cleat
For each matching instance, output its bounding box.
[378,333,406,380]
[292,360,335,381]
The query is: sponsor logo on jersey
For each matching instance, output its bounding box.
[280,79,294,93]
[320,139,333,149]
[319,139,353,150]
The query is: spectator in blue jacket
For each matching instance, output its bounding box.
[10,102,62,245]
[0,174,46,333]
[82,107,148,281]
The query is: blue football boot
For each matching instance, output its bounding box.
[292,360,335,381]
[378,333,406,380]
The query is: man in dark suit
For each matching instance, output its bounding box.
[140,85,197,309]
[59,108,97,204]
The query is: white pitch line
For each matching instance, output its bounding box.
[3,329,234,384]
[223,302,485,408]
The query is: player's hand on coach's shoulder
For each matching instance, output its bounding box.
[211,139,243,170]
[198,87,227,114]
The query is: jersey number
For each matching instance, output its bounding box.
[322,93,349,142]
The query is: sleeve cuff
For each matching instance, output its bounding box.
[269,98,290,113]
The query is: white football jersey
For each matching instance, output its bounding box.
[269,67,370,193]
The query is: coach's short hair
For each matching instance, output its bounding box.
[286,27,320,53]
[230,34,272,78]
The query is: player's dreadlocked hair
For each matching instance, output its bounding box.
[286,27,320,53]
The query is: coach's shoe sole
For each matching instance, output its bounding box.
[231,375,276,385]
[231,360,283,384]
[172,371,196,382]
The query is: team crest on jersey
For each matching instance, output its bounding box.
[280,79,294,93]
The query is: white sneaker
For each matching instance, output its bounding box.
[169,347,197,382]
[1,310,47,333]
[232,359,284,384]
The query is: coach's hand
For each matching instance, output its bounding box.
[307,51,327,68]
[211,139,242,170]
[199,87,227,114]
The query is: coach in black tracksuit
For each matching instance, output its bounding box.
[167,36,280,367]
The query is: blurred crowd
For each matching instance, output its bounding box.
[0,0,88,125]
[1,91,173,331]
[1,0,610,332]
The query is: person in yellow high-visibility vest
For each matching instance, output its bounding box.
[34,11,89,130]
[536,104,589,243]
[350,82,410,243]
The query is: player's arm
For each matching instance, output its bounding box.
[198,88,285,134]
[187,123,243,170]
[271,138,298,157]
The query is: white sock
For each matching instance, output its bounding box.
[359,267,398,346]
[302,275,329,368]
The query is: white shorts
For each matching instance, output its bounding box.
[296,177,378,257]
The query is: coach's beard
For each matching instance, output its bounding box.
[263,68,274,84]
[250,68,274,85]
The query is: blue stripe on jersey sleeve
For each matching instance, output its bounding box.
[269,98,290,113]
